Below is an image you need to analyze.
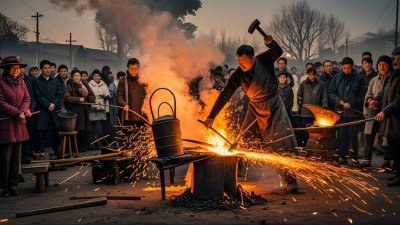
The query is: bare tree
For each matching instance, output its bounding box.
[95,23,117,52]
[0,13,29,42]
[328,14,345,54]
[269,1,343,63]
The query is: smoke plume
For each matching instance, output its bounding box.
[50,0,226,141]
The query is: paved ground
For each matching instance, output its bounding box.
[0,150,399,225]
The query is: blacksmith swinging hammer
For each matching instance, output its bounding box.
[248,19,268,38]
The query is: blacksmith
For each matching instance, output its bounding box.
[204,36,298,192]
[116,58,147,133]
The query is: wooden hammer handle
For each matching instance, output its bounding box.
[256,26,268,39]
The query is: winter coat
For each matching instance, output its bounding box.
[88,80,110,121]
[64,79,96,131]
[116,74,147,122]
[55,75,67,109]
[23,75,36,125]
[329,69,367,118]
[0,74,30,144]
[278,84,294,115]
[32,74,62,130]
[319,72,335,110]
[108,80,118,126]
[377,71,400,139]
[363,73,391,134]
[359,69,378,91]
[297,78,328,118]
[208,41,297,152]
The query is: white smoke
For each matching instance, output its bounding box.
[51,0,225,141]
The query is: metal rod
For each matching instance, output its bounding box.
[182,139,216,148]
[79,102,150,124]
[0,111,40,121]
[197,119,232,145]
[293,117,375,131]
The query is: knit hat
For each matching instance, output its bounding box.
[341,57,354,65]
[376,55,393,72]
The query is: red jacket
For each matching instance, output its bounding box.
[0,74,30,144]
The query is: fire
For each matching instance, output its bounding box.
[303,104,340,127]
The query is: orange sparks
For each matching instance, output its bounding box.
[0,219,8,223]
[58,171,81,185]
[348,218,353,224]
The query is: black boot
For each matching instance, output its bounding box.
[387,177,400,186]
[2,189,10,197]
[10,186,20,196]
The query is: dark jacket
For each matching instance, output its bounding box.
[23,75,36,113]
[329,69,367,118]
[55,75,67,109]
[319,72,335,110]
[64,79,95,131]
[0,74,30,144]
[278,84,293,115]
[359,69,378,91]
[32,74,62,130]
[116,73,147,122]
[378,71,400,139]
[298,78,328,118]
[23,74,36,125]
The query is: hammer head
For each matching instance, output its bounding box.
[248,19,260,34]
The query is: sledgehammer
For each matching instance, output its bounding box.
[248,19,268,38]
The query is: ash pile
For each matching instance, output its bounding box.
[168,185,268,210]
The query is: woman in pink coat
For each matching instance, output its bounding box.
[0,56,31,197]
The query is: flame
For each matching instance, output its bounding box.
[303,105,340,127]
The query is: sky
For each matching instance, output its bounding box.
[0,0,397,50]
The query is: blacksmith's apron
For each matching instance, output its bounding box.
[242,58,298,153]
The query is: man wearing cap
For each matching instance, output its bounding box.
[0,56,31,197]
[329,57,367,165]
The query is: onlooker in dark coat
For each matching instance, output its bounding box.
[0,56,30,197]
[375,52,400,186]
[55,65,69,110]
[64,70,96,152]
[297,68,328,145]
[329,57,367,165]
[116,58,147,126]
[20,66,36,162]
[32,60,62,154]
[277,72,294,118]
[363,55,393,167]
[319,60,336,110]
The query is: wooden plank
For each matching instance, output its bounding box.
[22,162,49,174]
[69,196,141,200]
[16,197,107,217]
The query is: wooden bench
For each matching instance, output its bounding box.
[150,152,217,200]
[22,162,50,193]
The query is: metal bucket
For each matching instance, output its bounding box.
[58,111,77,132]
[150,88,183,157]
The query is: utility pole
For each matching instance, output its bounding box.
[66,33,76,69]
[345,38,348,56]
[31,12,43,66]
[396,0,399,48]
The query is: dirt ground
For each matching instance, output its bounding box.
[0,150,399,225]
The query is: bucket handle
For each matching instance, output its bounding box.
[150,88,176,120]
[157,102,174,118]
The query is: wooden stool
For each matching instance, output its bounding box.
[59,131,79,159]
[22,162,50,193]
